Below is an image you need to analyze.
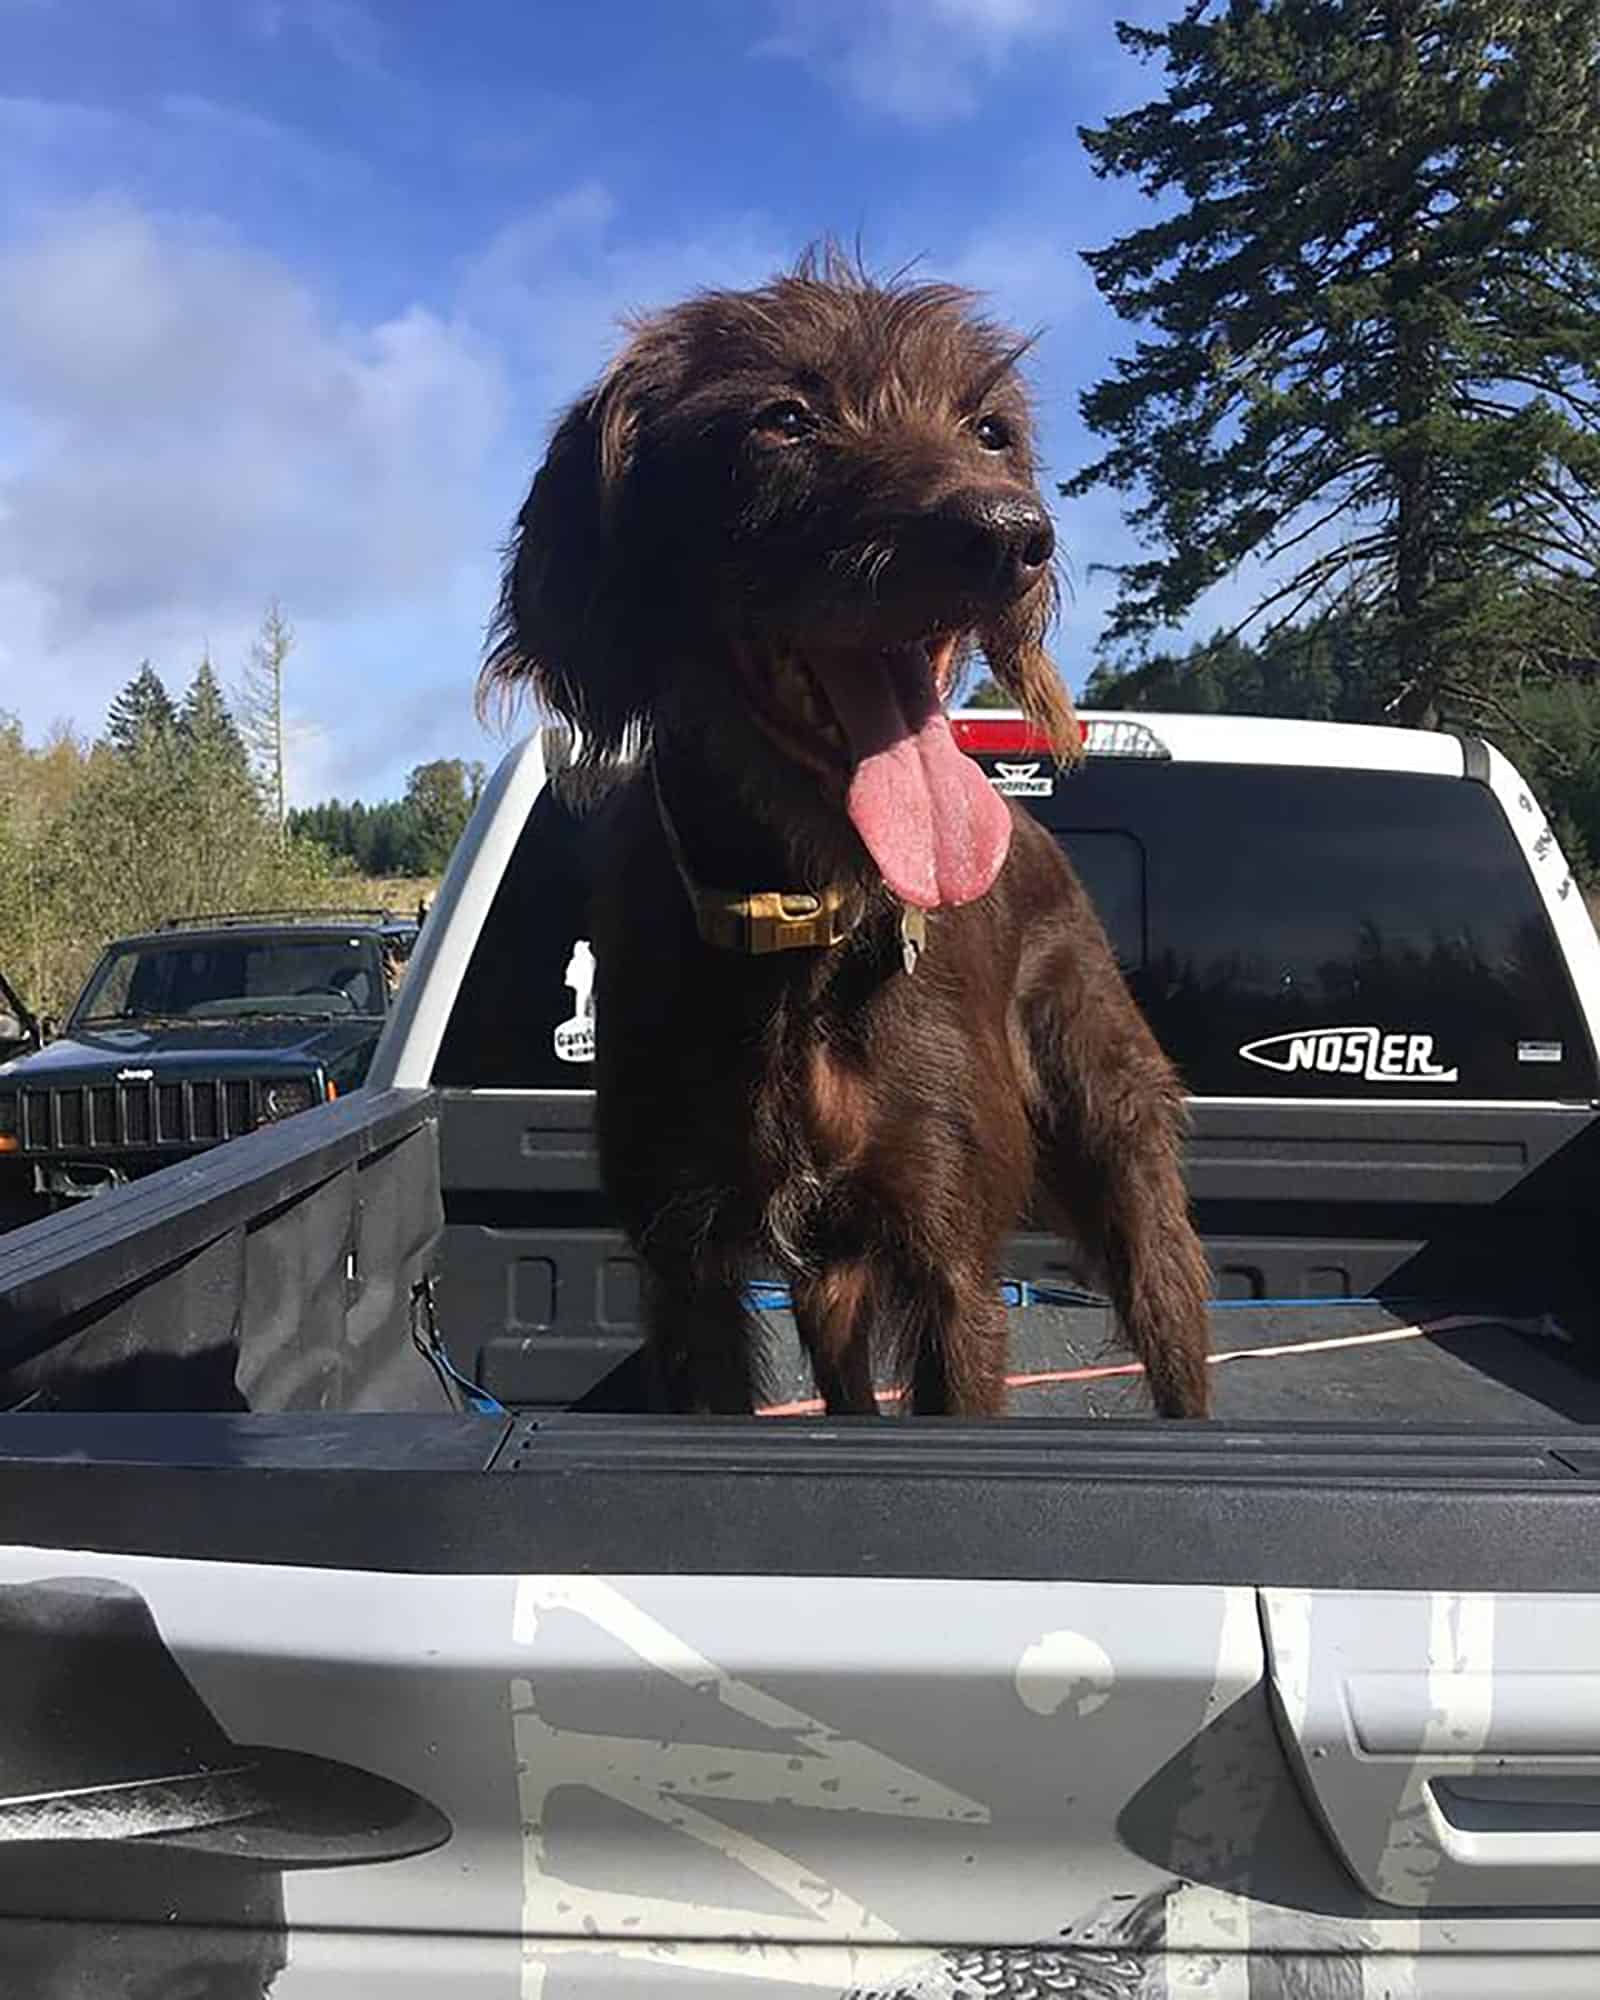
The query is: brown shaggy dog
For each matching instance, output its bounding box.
[483,250,1212,1418]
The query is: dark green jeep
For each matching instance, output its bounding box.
[0,967,40,1068]
[0,910,419,1208]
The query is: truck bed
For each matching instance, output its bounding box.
[752,1298,1600,1426]
[6,1083,1600,1431]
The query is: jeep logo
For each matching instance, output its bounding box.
[1238,1026,1458,1085]
[116,1067,155,1082]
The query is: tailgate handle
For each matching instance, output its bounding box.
[1430,1775,1600,1870]
[1262,1591,1600,1909]
[1434,1776,1600,1831]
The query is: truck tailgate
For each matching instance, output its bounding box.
[5,1417,1600,1992]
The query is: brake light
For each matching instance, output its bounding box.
[951,713,1170,760]
[951,717,1080,754]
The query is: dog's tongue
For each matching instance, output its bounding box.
[809,645,1012,910]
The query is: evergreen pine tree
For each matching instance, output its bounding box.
[1066,0,1600,723]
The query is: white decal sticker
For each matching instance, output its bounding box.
[511,1577,988,1955]
[988,760,1054,798]
[552,938,595,1065]
[1518,1040,1564,1064]
[1238,1026,1458,1085]
[1014,1628,1115,1717]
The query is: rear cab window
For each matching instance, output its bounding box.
[439,725,1599,1106]
[970,738,1598,1103]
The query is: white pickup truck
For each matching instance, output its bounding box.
[2,709,1600,1998]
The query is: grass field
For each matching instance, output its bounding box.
[344,876,441,919]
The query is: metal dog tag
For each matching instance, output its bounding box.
[899,904,926,977]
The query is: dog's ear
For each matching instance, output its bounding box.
[480,349,653,761]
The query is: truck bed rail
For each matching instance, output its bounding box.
[0,1088,445,1413]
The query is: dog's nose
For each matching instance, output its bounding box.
[926,491,1055,595]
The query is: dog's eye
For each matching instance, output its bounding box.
[753,400,816,442]
[973,413,1014,452]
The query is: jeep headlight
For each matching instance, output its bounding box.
[259,1077,317,1123]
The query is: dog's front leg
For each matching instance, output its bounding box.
[903,1264,1010,1418]
[1020,943,1213,1419]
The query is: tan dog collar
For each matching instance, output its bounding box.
[651,761,870,957]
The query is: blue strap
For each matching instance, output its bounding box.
[745,1280,1435,1314]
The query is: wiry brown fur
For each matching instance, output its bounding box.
[484,249,1212,1418]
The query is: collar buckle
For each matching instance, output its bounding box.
[712,886,865,954]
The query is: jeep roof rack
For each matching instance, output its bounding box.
[155,908,404,932]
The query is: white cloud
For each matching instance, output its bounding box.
[0,184,805,790]
[0,88,371,226]
[156,93,370,191]
[288,662,490,807]
[0,199,504,636]
[0,199,505,774]
[244,0,384,77]
[0,167,1186,784]
[0,94,123,148]
[461,181,620,329]
[461,183,792,419]
[756,0,1074,124]
[943,218,1090,351]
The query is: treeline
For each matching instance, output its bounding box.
[1062,0,1600,727]
[1,639,487,1016]
[288,759,486,878]
[969,588,1600,877]
[0,657,338,1018]
[1081,603,1600,880]
[1004,0,1600,879]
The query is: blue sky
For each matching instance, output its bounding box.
[0,0,1250,804]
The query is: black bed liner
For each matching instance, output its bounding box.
[747,1298,1600,1427]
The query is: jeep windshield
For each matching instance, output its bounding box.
[71,935,390,1027]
